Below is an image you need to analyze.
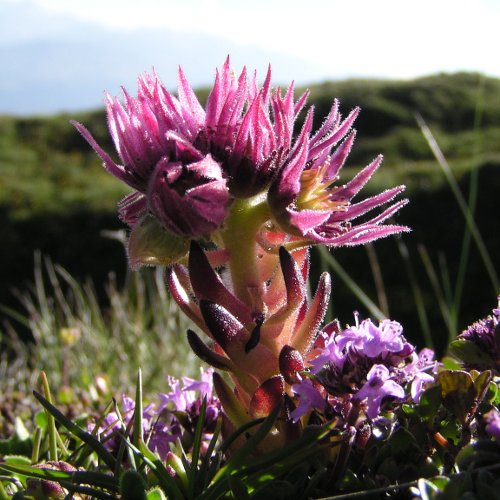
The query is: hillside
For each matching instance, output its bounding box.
[1,72,499,351]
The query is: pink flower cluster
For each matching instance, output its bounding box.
[291,318,436,424]
[91,369,220,460]
[454,296,500,374]
[74,57,408,263]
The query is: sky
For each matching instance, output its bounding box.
[1,0,499,114]
[22,0,500,79]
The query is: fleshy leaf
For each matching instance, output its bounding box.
[200,301,278,382]
[189,241,252,325]
[212,373,249,428]
[279,345,304,385]
[166,266,206,333]
[187,329,235,371]
[291,272,332,355]
[199,300,248,350]
[249,376,285,419]
[278,247,306,311]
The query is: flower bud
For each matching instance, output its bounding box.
[127,214,189,269]
[148,155,230,237]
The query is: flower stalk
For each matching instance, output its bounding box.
[220,195,271,306]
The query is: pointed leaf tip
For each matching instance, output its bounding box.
[189,241,251,324]
[199,300,243,349]
[187,329,235,371]
[212,372,249,428]
[279,246,306,307]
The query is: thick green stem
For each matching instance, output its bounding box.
[221,195,271,306]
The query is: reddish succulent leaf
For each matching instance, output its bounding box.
[200,301,278,383]
[166,266,206,333]
[292,272,332,355]
[279,246,306,310]
[199,300,247,350]
[212,372,249,428]
[187,329,235,371]
[249,375,285,419]
[279,345,304,384]
[189,241,252,325]
[262,247,306,333]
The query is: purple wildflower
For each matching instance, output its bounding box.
[453,296,500,374]
[91,395,175,460]
[403,348,437,402]
[409,371,435,403]
[159,368,215,412]
[309,331,346,374]
[355,364,405,419]
[291,316,435,425]
[158,368,221,437]
[90,369,220,460]
[484,409,500,440]
[291,376,326,422]
[267,111,409,247]
[337,318,408,358]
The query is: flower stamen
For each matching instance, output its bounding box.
[297,164,349,212]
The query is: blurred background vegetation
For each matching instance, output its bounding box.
[1,71,499,368]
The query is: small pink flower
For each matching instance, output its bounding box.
[291,376,326,422]
[355,364,405,419]
[309,332,345,374]
[148,155,230,237]
[484,409,500,440]
[268,108,409,247]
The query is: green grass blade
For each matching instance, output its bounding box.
[112,401,136,474]
[59,483,117,500]
[211,403,281,484]
[32,390,118,471]
[418,245,455,340]
[199,416,222,486]
[127,440,186,500]
[202,419,334,500]
[231,424,334,480]
[316,246,385,320]
[453,76,484,319]
[416,113,499,293]
[133,369,144,446]
[396,239,433,348]
[217,417,266,457]
[0,304,32,329]
[0,463,119,492]
[188,396,207,499]
[0,480,10,500]
[39,372,58,462]
[365,243,390,317]
[73,398,114,467]
[31,427,42,464]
